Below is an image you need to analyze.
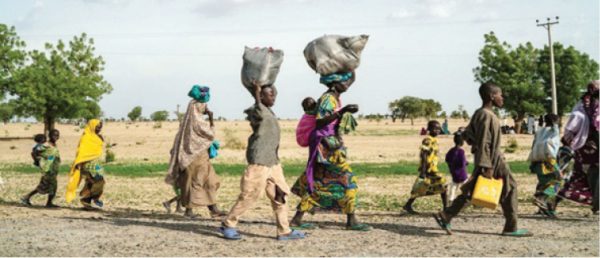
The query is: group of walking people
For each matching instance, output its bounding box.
[19,71,598,240]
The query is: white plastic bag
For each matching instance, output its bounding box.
[303,34,369,75]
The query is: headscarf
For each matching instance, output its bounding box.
[188,85,210,103]
[65,119,104,203]
[319,72,353,85]
[165,100,215,185]
[564,81,600,151]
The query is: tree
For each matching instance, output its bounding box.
[538,43,599,120]
[150,110,169,121]
[128,106,142,122]
[0,24,26,94]
[388,96,425,125]
[473,32,546,133]
[0,25,26,124]
[8,33,112,134]
[421,99,442,119]
[0,101,14,123]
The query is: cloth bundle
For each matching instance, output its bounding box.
[304,34,369,75]
[528,125,560,162]
[241,47,284,95]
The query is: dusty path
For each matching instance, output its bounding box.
[0,173,598,256]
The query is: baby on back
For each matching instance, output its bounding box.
[296,97,317,147]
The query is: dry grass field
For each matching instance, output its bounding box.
[0,118,534,164]
[0,119,598,256]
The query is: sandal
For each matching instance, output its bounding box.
[345,223,371,231]
[502,229,533,237]
[162,202,171,214]
[93,199,104,208]
[290,223,318,230]
[20,197,32,207]
[219,226,242,240]
[277,229,305,240]
[433,213,452,235]
[210,211,228,219]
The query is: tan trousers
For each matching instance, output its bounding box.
[223,164,292,235]
[179,151,220,208]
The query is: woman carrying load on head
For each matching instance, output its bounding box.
[558,80,599,214]
[165,85,226,218]
[65,119,106,209]
[290,71,370,231]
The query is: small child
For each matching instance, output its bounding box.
[31,134,47,167]
[528,114,561,217]
[403,120,448,214]
[295,97,317,147]
[445,133,469,204]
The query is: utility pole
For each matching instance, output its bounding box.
[537,16,559,115]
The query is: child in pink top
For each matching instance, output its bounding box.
[296,97,317,147]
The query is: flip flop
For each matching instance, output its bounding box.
[345,223,371,231]
[20,197,32,207]
[219,226,242,240]
[277,229,306,240]
[290,223,318,230]
[93,199,104,208]
[162,202,171,214]
[433,213,452,235]
[502,229,533,237]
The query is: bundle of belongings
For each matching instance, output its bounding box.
[303,34,369,76]
[241,46,284,94]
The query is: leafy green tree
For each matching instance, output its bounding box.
[8,33,112,134]
[128,106,142,122]
[538,43,599,119]
[0,25,26,124]
[389,96,425,125]
[473,32,545,133]
[0,100,14,123]
[150,110,169,121]
[421,99,442,119]
[0,24,26,93]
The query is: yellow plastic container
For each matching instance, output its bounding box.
[472,176,503,209]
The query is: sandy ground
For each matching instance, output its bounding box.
[0,172,598,257]
[0,119,535,164]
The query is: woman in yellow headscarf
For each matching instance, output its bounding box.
[65,119,105,209]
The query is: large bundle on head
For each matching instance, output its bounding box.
[241,46,284,94]
[303,34,369,75]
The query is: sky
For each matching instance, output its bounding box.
[0,0,598,120]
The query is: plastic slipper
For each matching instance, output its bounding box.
[433,213,452,235]
[219,226,242,240]
[290,223,318,230]
[502,229,533,237]
[277,229,305,240]
[345,223,371,231]
[93,199,104,208]
[20,197,32,207]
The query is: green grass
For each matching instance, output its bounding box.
[0,161,531,178]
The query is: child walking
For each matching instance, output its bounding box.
[403,120,448,214]
[21,129,61,208]
[220,82,305,240]
[528,114,561,217]
[445,132,469,204]
[433,82,532,237]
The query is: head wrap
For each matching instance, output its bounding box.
[188,85,210,103]
[319,72,353,85]
[65,119,104,203]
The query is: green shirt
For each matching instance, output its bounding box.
[39,145,60,174]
